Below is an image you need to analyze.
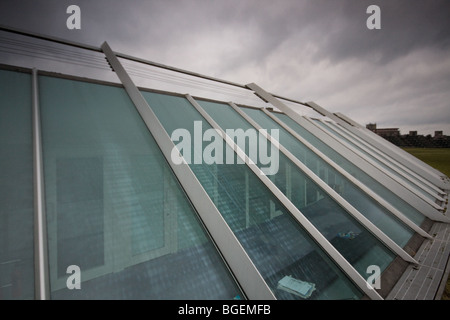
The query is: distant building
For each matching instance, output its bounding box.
[375,128,400,137]
[365,123,400,137]
[366,123,377,131]
[366,124,449,148]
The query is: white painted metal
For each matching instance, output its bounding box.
[32,68,50,300]
[101,42,275,300]
[316,118,444,202]
[226,101,418,264]
[305,116,445,210]
[246,82,449,223]
[334,112,448,188]
[327,120,446,196]
[186,94,383,300]
[260,108,433,239]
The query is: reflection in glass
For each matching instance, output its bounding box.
[237,107,415,247]
[39,76,241,299]
[273,112,426,226]
[197,100,397,276]
[314,120,438,203]
[0,70,34,300]
[142,91,364,300]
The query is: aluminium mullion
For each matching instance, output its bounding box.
[357,125,450,186]
[246,83,449,223]
[225,101,418,264]
[305,117,444,209]
[305,101,347,124]
[319,119,445,201]
[298,115,447,221]
[260,108,433,240]
[356,125,449,184]
[334,112,448,187]
[101,42,275,300]
[328,120,445,196]
[185,94,383,300]
[328,121,446,196]
[330,120,433,182]
[295,113,446,219]
[32,68,50,300]
[335,112,446,180]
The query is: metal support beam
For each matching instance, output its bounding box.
[325,120,446,197]
[333,112,448,188]
[101,42,275,300]
[225,102,418,265]
[185,94,383,300]
[259,108,433,240]
[246,82,450,223]
[307,117,445,207]
[0,25,316,111]
[32,68,50,300]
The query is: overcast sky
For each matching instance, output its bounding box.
[1,0,449,135]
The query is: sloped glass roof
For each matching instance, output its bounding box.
[273,112,429,226]
[141,90,363,300]
[236,106,416,247]
[0,27,449,301]
[38,75,242,299]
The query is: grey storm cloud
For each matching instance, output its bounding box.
[0,0,449,134]
[2,0,449,65]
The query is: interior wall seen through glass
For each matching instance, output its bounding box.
[0,69,34,300]
[141,91,364,300]
[39,75,242,299]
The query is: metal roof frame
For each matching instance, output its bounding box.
[246,82,449,224]
[101,41,275,300]
[185,94,383,300]
[1,24,449,300]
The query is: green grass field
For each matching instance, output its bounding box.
[402,147,450,300]
[402,148,450,177]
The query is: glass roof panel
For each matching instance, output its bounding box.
[39,75,242,299]
[236,106,416,247]
[314,119,441,203]
[142,91,364,300]
[273,112,426,226]
[197,100,398,270]
[0,69,35,300]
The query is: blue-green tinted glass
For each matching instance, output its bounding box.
[329,121,440,187]
[0,69,34,300]
[39,76,242,299]
[236,107,415,247]
[142,91,364,300]
[313,120,439,203]
[197,100,397,273]
[273,112,426,226]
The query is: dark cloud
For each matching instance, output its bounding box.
[0,0,449,134]
[314,0,450,64]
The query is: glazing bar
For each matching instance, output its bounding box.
[306,117,444,207]
[185,94,383,300]
[324,120,446,197]
[225,102,418,264]
[333,111,448,188]
[32,68,50,300]
[246,82,449,223]
[101,42,275,300]
[259,108,433,240]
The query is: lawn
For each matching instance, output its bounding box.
[401,148,450,177]
[402,147,450,300]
